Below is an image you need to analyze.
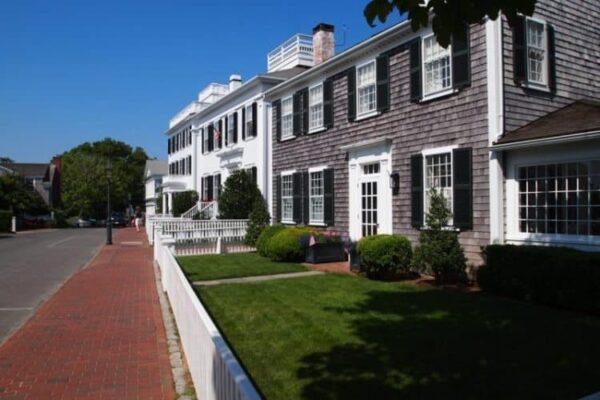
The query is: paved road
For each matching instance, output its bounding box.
[0,228,106,343]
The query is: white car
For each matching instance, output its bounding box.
[76,218,93,228]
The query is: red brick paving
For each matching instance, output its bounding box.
[0,228,175,400]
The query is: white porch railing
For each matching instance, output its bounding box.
[154,234,261,400]
[181,200,218,220]
[181,202,200,219]
[146,215,183,245]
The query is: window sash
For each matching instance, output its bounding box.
[281,97,293,139]
[309,84,324,130]
[424,152,453,223]
[309,171,324,223]
[281,174,294,222]
[423,35,452,96]
[245,105,253,137]
[227,114,235,145]
[203,129,209,153]
[526,19,547,85]
[213,175,220,200]
[357,61,376,115]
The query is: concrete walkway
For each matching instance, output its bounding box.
[193,270,323,286]
[0,228,175,400]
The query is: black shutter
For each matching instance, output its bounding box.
[411,154,424,228]
[168,138,170,155]
[207,175,214,201]
[201,128,205,153]
[217,121,222,148]
[452,147,473,230]
[251,166,257,184]
[292,92,301,136]
[547,24,556,94]
[301,88,309,134]
[302,171,309,224]
[410,39,422,102]
[233,112,238,143]
[241,107,246,140]
[452,25,471,89]
[215,174,221,199]
[251,102,257,137]
[274,100,282,141]
[376,54,390,112]
[513,16,527,85]
[276,176,282,223]
[208,125,214,152]
[347,67,356,122]
[225,117,229,146]
[324,168,334,226]
[323,78,334,128]
[293,172,302,224]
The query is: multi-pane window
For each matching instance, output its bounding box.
[203,128,209,153]
[281,97,293,139]
[227,114,235,145]
[357,61,376,115]
[363,162,380,175]
[526,19,546,85]
[245,104,253,138]
[518,161,600,236]
[309,171,324,223]
[213,174,221,200]
[309,84,323,130]
[202,177,210,201]
[423,35,452,96]
[425,153,453,218]
[281,174,294,222]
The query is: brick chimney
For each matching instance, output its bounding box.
[312,23,335,65]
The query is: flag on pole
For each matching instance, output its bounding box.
[309,235,316,247]
[214,125,221,142]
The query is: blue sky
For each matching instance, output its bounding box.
[0,0,403,163]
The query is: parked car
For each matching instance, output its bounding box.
[110,212,128,227]
[76,218,94,228]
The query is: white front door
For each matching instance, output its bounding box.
[348,144,392,240]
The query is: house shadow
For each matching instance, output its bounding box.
[296,288,600,400]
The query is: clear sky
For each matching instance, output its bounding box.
[0,0,403,163]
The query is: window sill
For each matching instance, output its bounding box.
[308,126,326,135]
[420,88,458,103]
[280,135,295,142]
[506,232,600,247]
[519,81,551,93]
[417,225,459,232]
[281,220,296,225]
[355,110,380,122]
[244,135,256,142]
[309,221,327,227]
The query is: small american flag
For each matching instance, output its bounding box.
[214,125,221,141]
[309,235,316,247]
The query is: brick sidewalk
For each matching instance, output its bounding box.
[0,228,175,400]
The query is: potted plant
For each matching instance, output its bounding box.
[305,230,348,264]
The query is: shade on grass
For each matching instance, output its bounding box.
[177,253,307,281]
[197,274,600,399]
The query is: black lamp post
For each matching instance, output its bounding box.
[106,160,113,245]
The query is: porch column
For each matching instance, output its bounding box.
[162,193,167,214]
[167,192,173,214]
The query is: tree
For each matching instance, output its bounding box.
[0,174,48,215]
[412,189,467,283]
[364,0,536,47]
[61,138,148,219]
[218,170,262,219]
[171,191,198,217]
[0,157,14,164]
[245,198,271,246]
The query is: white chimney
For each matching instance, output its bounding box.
[313,23,335,65]
[229,74,242,91]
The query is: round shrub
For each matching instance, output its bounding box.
[357,234,413,276]
[256,224,285,257]
[266,227,313,262]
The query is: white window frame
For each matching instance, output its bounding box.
[281,96,294,140]
[422,146,457,226]
[227,113,235,147]
[308,83,324,133]
[524,17,549,90]
[245,104,254,140]
[202,127,209,154]
[281,170,295,224]
[213,173,221,200]
[202,176,210,201]
[356,59,377,118]
[308,166,327,225]
[421,33,453,99]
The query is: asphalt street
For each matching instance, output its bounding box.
[0,228,106,344]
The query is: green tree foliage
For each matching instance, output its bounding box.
[61,138,148,218]
[0,157,14,164]
[364,0,536,47]
[245,198,271,246]
[218,170,262,219]
[413,189,467,283]
[172,190,199,217]
[0,174,48,215]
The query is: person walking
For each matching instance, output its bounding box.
[135,207,143,232]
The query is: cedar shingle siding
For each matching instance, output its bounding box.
[272,24,489,262]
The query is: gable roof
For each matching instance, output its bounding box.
[144,160,167,178]
[496,100,600,145]
[0,163,49,178]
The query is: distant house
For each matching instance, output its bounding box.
[144,160,167,216]
[0,156,62,208]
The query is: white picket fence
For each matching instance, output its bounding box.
[146,215,184,245]
[154,234,261,400]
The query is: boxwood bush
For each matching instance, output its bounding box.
[0,210,12,232]
[256,224,285,257]
[265,227,314,262]
[478,245,600,314]
[357,234,413,276]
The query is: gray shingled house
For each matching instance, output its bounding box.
[265,0,600,263]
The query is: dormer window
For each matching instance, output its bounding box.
[423,34,452,96]
[356,60,377,116]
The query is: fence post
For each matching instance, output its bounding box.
[216,237,222,254]
[160,235,176,292]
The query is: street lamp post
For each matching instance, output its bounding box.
[106,160,113,245]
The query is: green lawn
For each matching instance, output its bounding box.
[177,252,308,281]
[196,273,600,400]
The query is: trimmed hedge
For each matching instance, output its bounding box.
[0,210,11,232]
[478,245,600,314]
[357,234,413,276]
[265,227,314,262]
[256,224,285,257]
